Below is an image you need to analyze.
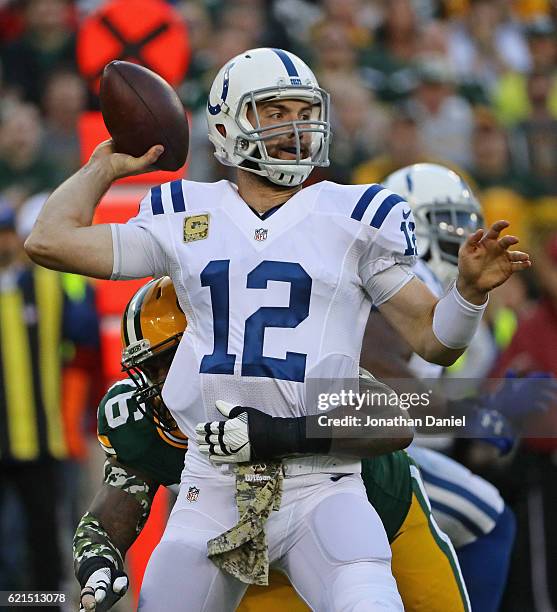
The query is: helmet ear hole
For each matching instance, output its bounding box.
[216,124,226,137]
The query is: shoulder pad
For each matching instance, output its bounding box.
[349,184,407,228]
[147,179,231,216]
[316,182,408,229]
[148,180,186,216]
[97,379,141,434]
[105,378,136,395]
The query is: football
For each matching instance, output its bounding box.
[100,61,189,172]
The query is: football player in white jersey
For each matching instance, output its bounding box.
[26,48,530,611]
[362,162,551,611]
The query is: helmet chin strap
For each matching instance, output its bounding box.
[265,164,313,187]
[238,150,314,187]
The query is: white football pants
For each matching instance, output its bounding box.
[138,469,403,612]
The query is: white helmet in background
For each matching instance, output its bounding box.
[206,47,330,187]
[383,163,483,287]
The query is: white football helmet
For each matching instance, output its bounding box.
[383,163,483,287]
[206,47,330,187]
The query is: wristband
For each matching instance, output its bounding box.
[77,556,117,588]
[432,282,488,349]
[248,414,332,460]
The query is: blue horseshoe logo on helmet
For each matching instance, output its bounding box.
[208,62,235,116]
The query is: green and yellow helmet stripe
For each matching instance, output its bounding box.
[123,279,156,347]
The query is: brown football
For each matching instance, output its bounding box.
[100,61,189,172]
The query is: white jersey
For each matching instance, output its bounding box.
[112,179,416,467]
[409,446,505,547]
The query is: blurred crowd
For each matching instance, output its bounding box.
[1,0,557,610]
[1,0,557,237]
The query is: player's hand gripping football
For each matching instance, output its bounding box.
[456,220,531,303]
[79,562,128,611]
[88,139,164,181]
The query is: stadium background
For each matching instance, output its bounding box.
[0,0,556,610]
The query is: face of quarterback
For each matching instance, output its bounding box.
[246,99,317,161]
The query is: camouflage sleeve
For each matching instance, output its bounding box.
[103,459,155,533]
[73,512,124,577]
[73,460,157,582]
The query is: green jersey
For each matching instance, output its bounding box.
[97,380,411,540]
[361,451,412,541]
[97,379,187,486]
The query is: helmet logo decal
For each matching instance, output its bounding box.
[406,172,413,192]
[208,62,235,116]
[272,48,302,86]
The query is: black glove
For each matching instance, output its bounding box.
[195,401,331,463]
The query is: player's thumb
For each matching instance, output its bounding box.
[81,593,96,611]
[215,400,235,418]
[130,144,164,173]
[143,144,164,165]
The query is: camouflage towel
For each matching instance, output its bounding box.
[207,462,283,585]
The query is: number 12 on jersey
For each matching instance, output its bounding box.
[401,220,417,256]
[199,260,312,382]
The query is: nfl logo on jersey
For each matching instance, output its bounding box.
[186,486,200,502]
[254,228,268,241]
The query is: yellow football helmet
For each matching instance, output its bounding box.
[121,276,186,432]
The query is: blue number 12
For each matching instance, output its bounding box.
[400,221,417,256]
[199,260,312,382]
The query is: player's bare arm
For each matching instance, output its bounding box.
[24,140,163,278]
[379,220,530,367]
[87,460,158,554]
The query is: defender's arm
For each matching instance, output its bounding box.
[73,458,158,611]
[196,370,414,463]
